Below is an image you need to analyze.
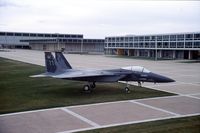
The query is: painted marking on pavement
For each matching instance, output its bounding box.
[61,108,100,127]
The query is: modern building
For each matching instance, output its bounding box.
[0,31,104,54]
[1,31,200,59]
[105,32,200,59]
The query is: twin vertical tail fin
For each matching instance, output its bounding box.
[55,52,72,70]
[45,52,72,73]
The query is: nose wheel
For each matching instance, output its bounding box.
[124,87,130,93]
[124,81,131,93]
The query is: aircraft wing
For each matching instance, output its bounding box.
[51,70,129,82]
[52,70,115,78]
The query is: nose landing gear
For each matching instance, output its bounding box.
[124,81,130,93]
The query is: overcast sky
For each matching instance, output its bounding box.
[0,0,200,38]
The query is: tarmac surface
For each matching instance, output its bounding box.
[0,49,200,133]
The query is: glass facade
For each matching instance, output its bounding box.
[105,32,200,49]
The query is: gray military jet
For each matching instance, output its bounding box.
[31,52,175,93]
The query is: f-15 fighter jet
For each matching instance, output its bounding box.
[31,52,175,93]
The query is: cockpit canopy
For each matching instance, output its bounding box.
[122,66,151,73]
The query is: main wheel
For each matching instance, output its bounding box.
[124,87,130,93]
[83,85,91,92]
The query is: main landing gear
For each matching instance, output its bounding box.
[124,81,130,93]
[83,82,96,93]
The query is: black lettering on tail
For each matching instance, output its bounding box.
[45,52,57,73]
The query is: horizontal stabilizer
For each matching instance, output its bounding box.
[30,73,49,78]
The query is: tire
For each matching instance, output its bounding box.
[125,87,130,93]
[83,85,90,91]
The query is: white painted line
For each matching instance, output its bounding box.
[147,87,182,95]
[183,95,200,100]
[61,108,100,127]
[134,95,181,102]
[67,100,128,109]
[130,101,180,116]
[57,113,200,133]
[0,96,179,117]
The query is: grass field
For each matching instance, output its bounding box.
[79,115,200,133]
[0,57,175,114]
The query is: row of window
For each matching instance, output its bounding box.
[0,32,83,38]
[106,42,200,48]
[106,34,200,42]
[21,39,104,43]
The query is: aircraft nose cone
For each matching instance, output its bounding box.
[151,73,175,83]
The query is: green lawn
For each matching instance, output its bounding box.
[0,57,175,114]
[79,115,200,133]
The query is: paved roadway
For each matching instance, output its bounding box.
[0,49,200,133]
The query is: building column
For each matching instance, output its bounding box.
[128,49,130,56]
[173,50,176,59]
[158,50,162,58]
[136,50,139,56]
[147,50,150,57]
[188,50,192,59]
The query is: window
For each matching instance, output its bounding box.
[185,42,192,48]
[71,35,77,38]
[170,42,176,48]
[65,35,70,38]
[145,43,149,48]
[157,36,162,41]
[38,34,44,37]
[120,37,124,41]
[163,35,169,41]
[43,34,50,37]
[116,38,120,42]
[23,33,29,36]
[177,35,184,41]
[7,33,14,36]
[134,37,138,41]
[150,43,155,48]
[30,34,37,37]
[185,34,193,40]
[134,43,138,47]
[52,34,58,37]
[163,42,169,48]
[77,35,83,38]
[177,42,184,48]
[194,42,200,48]
[157,42,162,48]
[129,43,133,47]
[0,32,6,36]
[15,33,22,36]
[194,34,200,40]
[112,43,115,47]
[125,37,129,42]
[129,37,133,41]
[170,35,176,41]
[150,36,155,41]
[59,34,64,37]
[68,39,72,42]
[144,36,150,41]
[139,43,143,47]
[139,36,144,41]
